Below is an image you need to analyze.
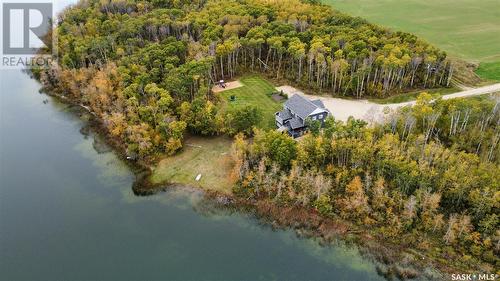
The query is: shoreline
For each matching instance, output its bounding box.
[36,73,479,281]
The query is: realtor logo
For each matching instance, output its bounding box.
[2,2,52,54]
[1,0,55,68]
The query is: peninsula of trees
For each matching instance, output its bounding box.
[36,0,498,275]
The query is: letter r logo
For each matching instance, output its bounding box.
[2,2,52,54]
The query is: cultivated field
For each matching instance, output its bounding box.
[476,62,500,81]
[324,0,500,80]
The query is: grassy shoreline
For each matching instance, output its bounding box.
[149,135,234,194]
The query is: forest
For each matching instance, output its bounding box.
[231,95,499,271]
[38,0,455,157]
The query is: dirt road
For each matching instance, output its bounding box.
[276,83,500,123]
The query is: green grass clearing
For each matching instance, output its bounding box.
[323,0,500,80]
[149,136,234,194]
[369,87,460,104]
[219,75,283,129]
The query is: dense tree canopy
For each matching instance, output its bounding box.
[55,0,452,96]
[39,0,455,156]
[232,95,499,271]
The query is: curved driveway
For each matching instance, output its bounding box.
[276,83,500,123]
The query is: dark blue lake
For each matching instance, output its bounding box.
[0,69,385,281]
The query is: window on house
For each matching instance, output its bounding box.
[312,116,317,121]
[318,114,323,120]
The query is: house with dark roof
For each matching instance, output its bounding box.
[275,94,330,138]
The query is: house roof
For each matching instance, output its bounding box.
[276,109,292,120]
[311,99,326,109]
[285,95,328,119]
[288,117,305,129]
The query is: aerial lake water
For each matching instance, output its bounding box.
[0,69,386,280]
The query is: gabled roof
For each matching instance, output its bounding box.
[311,99,326,109]
[285,95,327,119]
[288,117,305,129]
[276,109,292,120]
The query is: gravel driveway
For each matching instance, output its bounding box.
[276,83,500,123]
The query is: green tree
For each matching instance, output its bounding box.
[226,105,262,136]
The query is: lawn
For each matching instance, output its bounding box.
[218,75,283,129]
[323,0,500,80]
[149,136,234,194]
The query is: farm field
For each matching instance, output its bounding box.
[324,0,500,81]
[476,62,500,81]
[219,75,284,129]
